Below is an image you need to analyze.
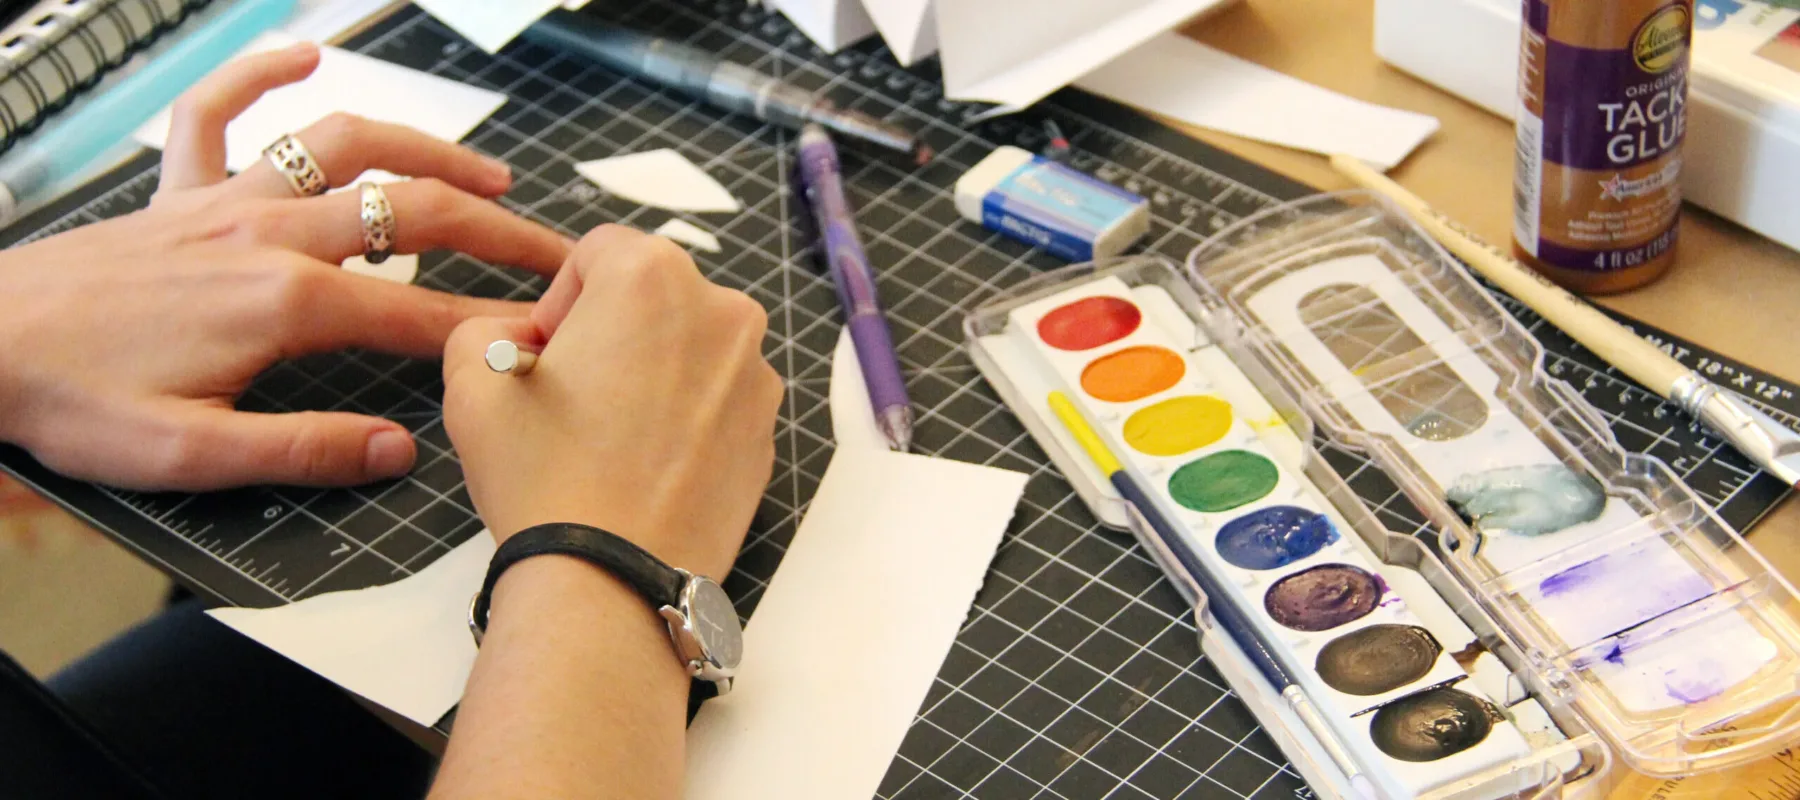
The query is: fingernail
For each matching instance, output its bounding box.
[483,156,512,184]
[365,430,415,478]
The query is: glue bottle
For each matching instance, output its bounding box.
[1511,0,1693,294]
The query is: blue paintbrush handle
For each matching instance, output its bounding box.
[1108,472,1295,688]
[1109,471,1377,798]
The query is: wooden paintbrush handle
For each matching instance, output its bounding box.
[1330,155,1690,397]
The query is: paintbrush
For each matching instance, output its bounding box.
[1047,391,1380,800]
[522,10,932,165]
[1330,154,1800,489]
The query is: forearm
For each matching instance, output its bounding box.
[430,556,691,800]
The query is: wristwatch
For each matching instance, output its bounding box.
[468,523,744,697]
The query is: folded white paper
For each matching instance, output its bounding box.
[936,0,1227,111]
[207,533,494,728]
[1077,33,1440,171]
[862,0,938,66]
[653,218,723,253]
[411,0,561,54]
[683,450,1028,800]
[132,33,507,181]
[284,0,399,43]
[575,149,742,214]
[769,0,878,53]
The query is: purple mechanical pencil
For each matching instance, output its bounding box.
[796,124,914,452]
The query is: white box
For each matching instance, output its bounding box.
[1374,0,1800,254]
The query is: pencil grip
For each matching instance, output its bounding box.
[848,312,906,406]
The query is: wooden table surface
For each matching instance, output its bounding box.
[1172,2,1800,796]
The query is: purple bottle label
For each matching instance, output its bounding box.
[1514,0,1691,273]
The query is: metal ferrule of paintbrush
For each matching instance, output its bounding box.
[1670,374,1800,486]
[703,62,930,163]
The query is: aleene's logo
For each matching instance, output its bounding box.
[1633,5,1690,73]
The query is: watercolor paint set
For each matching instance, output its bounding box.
[964,193,1800,799]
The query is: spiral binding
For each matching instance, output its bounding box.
[0,0,212,156]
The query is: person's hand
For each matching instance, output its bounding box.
[0,42,572,491]
[443,225,782,580]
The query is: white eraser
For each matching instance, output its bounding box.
[954,145,1149,261]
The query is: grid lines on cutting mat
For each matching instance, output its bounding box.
[0,1,1789,798]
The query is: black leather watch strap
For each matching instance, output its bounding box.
[687,677,717,722]
[472,523,686,633]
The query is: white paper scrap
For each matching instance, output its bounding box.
[283,0,398,43]
[862,0,938,66]
[575,150,742,214]
[828,328,886,452]
[768,0,878,53]
[935,0,1226,111]
[1077,33,1440,171]
[653,218,723,253]
[343,252,419,284]
[684,450,1028,800]
[411,0,560,54]
[207,533,495,728]
[133,33,507,180]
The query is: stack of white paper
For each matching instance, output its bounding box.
[786,0,1439,166]
[1076,33,1440,170]
[778,0,1230,111]
[861,0,937,65]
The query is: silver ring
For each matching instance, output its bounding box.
[359,182,396,265]
[262,133,327,197]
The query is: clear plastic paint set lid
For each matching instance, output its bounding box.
[965,190,1800,786]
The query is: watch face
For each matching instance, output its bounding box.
[687,578,744,669]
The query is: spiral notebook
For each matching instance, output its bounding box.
[0,0,213,156]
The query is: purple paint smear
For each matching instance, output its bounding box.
[1571,634,1733,705]
[1603,642,1626,665]
[1664,666,1727,704]
[1375,574,1404,608]
[1537,557,1605,596]
[1532,545,1717,649]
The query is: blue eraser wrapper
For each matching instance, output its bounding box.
[954,146,1150,261]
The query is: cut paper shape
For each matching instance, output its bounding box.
[684,448,1027,800]
[411,0,561,53]
[574,150,742,214]
[829,327,886,451]
[861,0,938,65]
[768,0,878,52]
[343,252,419,284]
[1076,33,1440,171]
[936,0,1228,112]
[654,218,723,253]
[206,533,495,728]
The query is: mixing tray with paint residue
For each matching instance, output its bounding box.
[1186,192,1800,782]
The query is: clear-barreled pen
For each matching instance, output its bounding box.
[795,124,914,452]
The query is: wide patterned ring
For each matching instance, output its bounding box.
[358,182,396,264]
[261,133,328,197]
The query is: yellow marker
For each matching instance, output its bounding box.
[1048,391,1122,475]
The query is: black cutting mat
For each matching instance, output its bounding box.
[2,2,1793,798]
